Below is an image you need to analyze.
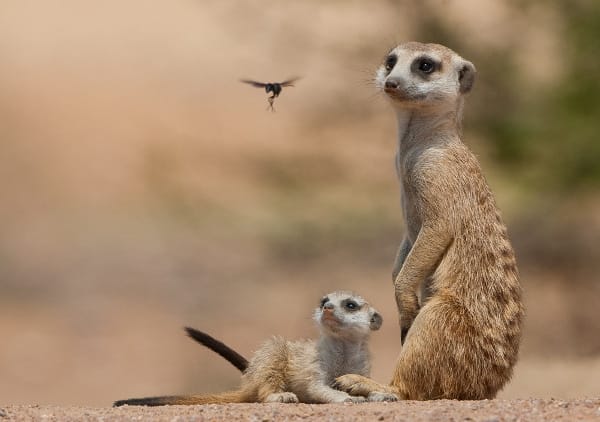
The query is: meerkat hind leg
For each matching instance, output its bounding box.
[254,359,295,403]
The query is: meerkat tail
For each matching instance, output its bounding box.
[113,390,247,407]
[184,327,249,372]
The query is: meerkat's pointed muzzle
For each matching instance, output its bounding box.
[383,77,414,101]
[384,77,401,90]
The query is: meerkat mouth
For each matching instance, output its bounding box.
[383,86,398,95]
[383,86,409,101]
[321,312,341,327]
[384,88,425,102]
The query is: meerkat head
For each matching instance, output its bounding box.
[375,42,476,110]
[313,291,382,340]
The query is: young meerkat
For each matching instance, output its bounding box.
[334,42,524,400]
[113,291,397,406]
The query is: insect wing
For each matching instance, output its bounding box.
[240,79,267,88]
[279,77,301,87]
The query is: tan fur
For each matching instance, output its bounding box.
[334,42,524,400]
[114,291,396,406]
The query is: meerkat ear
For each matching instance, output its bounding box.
[369,311,383,331]
[458,60,476,94]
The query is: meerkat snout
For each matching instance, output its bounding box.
[384,78,400,90]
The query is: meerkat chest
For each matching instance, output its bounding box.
[317,342,369,385]
[334,352,365,375]
[401,190,421,242]
[396,151,422,241]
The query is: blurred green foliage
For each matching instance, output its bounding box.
[407,0,600,193]
[540,0,600,190]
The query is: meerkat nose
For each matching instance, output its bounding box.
[323,303,334,310]
[385,78,401,89]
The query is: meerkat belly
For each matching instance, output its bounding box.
[280,343,322,401]
[432,230,518,311]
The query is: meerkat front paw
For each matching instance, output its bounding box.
[265,392,299,403]
[342,395,367,404]
[368,391,398,402]
[333,374,374,397]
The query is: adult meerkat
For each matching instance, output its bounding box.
[114,291,396,406]
[334,42,524,400]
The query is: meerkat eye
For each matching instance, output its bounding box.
[344,301,358,311]
[416,58,436,74]
[320,297,329,308]
[384,55,397,72]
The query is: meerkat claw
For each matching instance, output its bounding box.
[368,391,398,402]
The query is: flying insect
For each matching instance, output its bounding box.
[240,77,300,111]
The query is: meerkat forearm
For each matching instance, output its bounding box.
[395,223,452,340]
[334,374,403,399]
[392,237,412,282]
[306,384,365,403]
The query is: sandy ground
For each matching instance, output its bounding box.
[3,399,600,421]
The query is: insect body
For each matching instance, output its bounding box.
[240,77,300,111]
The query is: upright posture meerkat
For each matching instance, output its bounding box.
[114,291,396,406]
[334,42,524,400]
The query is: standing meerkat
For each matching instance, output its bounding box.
[114,291,397,406]
[334,42,524,400]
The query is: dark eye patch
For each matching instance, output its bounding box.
[320,297,329,308]
[384,54,397,72]
[342,299,361,311]
[411,56,441,76]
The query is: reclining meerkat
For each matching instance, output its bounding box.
[334,42,524,400]
[113,291,397,406]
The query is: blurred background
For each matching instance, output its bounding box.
[1,0,599,406]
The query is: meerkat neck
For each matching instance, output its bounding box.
[317,334,368,353]
[395,105,463,155]
[316,334,369,373]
